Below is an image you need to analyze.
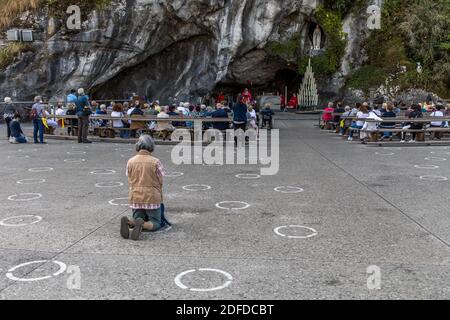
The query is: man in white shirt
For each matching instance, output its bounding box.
[430,105,446,140]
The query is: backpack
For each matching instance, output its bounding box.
[30,108,38,120]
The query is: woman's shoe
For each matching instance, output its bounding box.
[120,217,130,239]
[131,218,144,241]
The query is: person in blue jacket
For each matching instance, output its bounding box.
[211,103,230,131]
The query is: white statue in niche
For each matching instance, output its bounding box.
[417,62,423,74]
[312,25,322,50]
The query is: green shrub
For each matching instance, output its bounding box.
[0,43,33,70]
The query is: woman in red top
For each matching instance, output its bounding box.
[322,102,335,128]
[288,94,298,109]
[242,88,253,105]
[216,92,225,103]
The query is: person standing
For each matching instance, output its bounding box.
[31,96,46,144]
[67,89,78,104]
[75,88,92,143]
[280,93,286,112]
[242,88,253,105]
[233,95,249,145]
[120,135,167,241]
[2,97,15,139]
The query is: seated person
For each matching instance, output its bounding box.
[9,113,28,144]
[379,103,397,141]
[95,104,108,127]
[156,106,175,141]
[333,103,345,129]
[322,102,335,129]
[130,105,146,138]
[339,106,352,136]
[430,104,446,140]
[168,105,184,127]
[65,103,78,136]
[260,103,275,129]
[211,103,230,131]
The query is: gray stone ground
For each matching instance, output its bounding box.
[0,114,449,300]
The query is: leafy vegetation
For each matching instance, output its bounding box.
[0,43,33,70]
[0,0,40,30]
[298,5,347,77]
[347,0,450,97]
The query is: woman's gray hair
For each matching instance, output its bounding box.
[4,97,12,103]
[34,96,42,103]
[136,135,155,153]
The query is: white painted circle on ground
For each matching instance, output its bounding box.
[17,178,46,185]
[64,159,86,163]
[235,174,261,179]
[95,182,124,188]
[165,172,184,177]
[115,148,133,152]
[375,152,395,156]
[174,268,233,292]
[425,157,447,162]
[182,184,212,191]
[414,165,439,170]
[90,169,116,175]
[8,193,42,201]
[0,215,43,227]
[215,201,250,210]
[274,186,304,194]
[419,175,448,181]
[28,167,53,173]
[67,151,86,155]
[108,198,129,206]
[6,260,67,282]
[274,225,318,239]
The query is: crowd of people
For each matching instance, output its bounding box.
[1,88,277,144]
[321,101,450,144]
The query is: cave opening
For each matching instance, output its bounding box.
[213,68,302,103]
[273,68,302,96]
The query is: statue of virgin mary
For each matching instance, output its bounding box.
[312,25,322,50]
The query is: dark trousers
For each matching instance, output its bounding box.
[233,122,247,145]
[5,117,12,138]
[77,116,90,142]
[33,119,44,143]
[263,118,273,129]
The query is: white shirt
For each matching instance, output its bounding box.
[111,111,124,128]
[55,108,65,116]
[431,111,444,126]
[356,112,369,127]
[363,111,383,131]
[127,107,136,124]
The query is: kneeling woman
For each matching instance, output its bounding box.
[9,113,28,144]
[121,135,167,240]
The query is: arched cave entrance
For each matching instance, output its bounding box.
[273,69,302,96]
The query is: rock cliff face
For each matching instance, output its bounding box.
[0,0,363,102]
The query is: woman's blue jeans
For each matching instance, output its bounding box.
[33,119,44,143]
